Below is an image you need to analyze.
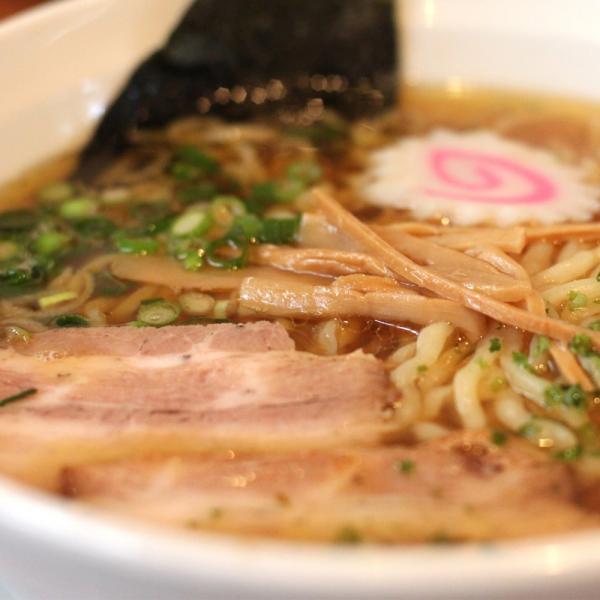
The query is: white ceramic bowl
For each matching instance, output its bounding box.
[2,1,600,599]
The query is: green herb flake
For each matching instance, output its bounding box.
[488,337,501,353]
[396,459,416,475]
[512,351,534,373]
[568,290,588,310]
[335,526,363,545]
[0,387,37,408]
[209,507,224,520]
[588,320,600,332]
[518,421,540,438]
[554,445,582,462]
[544,384,564,407]
[491,430,508,446]
[532,335,550,357]
[490,376,506,393]
[544,384,586,409]
[569,334,594,357]
[416,364,428,374]
[54,314,89,328]
[476,357,489,370]
[563,384,586,408]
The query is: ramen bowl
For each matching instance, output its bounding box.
[1,1,600,599]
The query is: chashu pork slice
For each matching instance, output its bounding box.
[61,431,597,543]
[0,322,393,489]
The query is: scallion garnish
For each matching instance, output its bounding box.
[259,214,302,244]
[114,235,159,255]
[286,161,322,185]
[170,209,213,238]
[0,387,37,408]
[136,298,181,327]
[544,383,586,409]
[53,314,89,328]
[488,337,501,353]
[568,290,588,310]
[569,334,594,357]
[34,231,70,256]
[396,459,416,474]
[210,196,246,227]
[205,235,248,269]
[59,197,98,220]
[491,430,508,446]
[554,445,582,461]
[532,335,550,357]
[512,351,534,373]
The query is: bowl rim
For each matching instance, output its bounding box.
[2,1,600,597]
[1,473,600,598]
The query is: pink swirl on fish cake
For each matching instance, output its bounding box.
[422,147,557,205]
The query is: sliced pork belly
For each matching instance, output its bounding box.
[62,431,596,543]
[0,322,393,489]
[15,321,295,357]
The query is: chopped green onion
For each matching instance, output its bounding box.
[170,209,213,238]
[532,335,550,357]
[170,162,202,181]
[512,351,534,373]
[396,459,416,474]
[38,291,77,309]
[416,364,428,373]
[554,445,582,461]
[114,236,159,255]
[54,314,89,328]
[71,217,116,238]
[136,298,181,327]
[233,214,263,240]
[476,357,489,370]
[286,161,322,185]
[488,337,501,353]
[205,235,248,269]
[334,526,362,545]
[0,209,37,232]
[178,292,216,316]
[518,421,540,438]
[491,430,508,446]
[544,383,586,409]
[563,384,586,408]
[568,290,588,310]
[38,181,74,204]
[174,146,219,174]
[544,385,564,407]
[178,183,218,205]
[247,181,278,213]
[274,178,305,203]
[0,387,37,408]
[259,214,302,244]
[59,197,98,220]
[588,320,600,331]
[34,231,70,256]
[569,334,594,357]
[211,196,246,227]
[181,251,204,271]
